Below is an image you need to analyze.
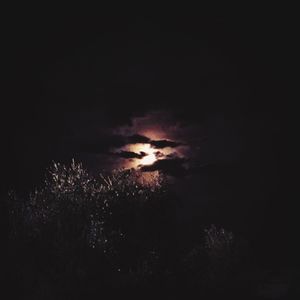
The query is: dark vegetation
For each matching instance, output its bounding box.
[4,161,269,299]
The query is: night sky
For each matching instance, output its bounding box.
[2,10,290,268]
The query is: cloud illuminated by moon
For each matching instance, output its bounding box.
[121,143,157,168]
[119,140,181,169]
[137,144,157,166]
[108,111,195,172]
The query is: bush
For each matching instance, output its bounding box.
[182,224,242,292]
[6,160,175,292]
[6,160,251,297]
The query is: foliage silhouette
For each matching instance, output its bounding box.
[5,160,255,298]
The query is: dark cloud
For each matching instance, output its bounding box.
[114,151,147,159]
[127,134,150,144]
[78,133,183,155]
[154,151,165,158]
[150,140,182,149]
[140,158,187,177]
[166,153,179,159]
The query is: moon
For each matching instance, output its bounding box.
[137,144,157,166]
[115,124,185,170]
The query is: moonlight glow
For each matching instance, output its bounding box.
[114,121,188,170]
[136,144,157,166]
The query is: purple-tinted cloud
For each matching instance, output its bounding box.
[140,158,187,177]
[150,139,182,149]
[113,151,148,159]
